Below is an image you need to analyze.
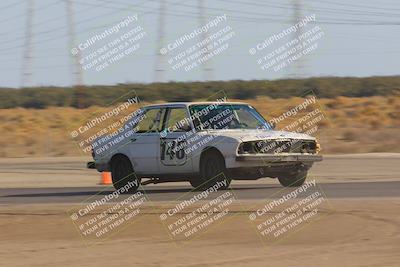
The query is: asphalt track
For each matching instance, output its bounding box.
[1,181,399,204]
[0,154,399,204]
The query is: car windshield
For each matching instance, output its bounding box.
[189,104,272,130]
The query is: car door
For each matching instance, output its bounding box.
[125,107,166,175]
[158,106,193,174]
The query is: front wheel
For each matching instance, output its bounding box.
[189,177,203,189]
[193,150,231,190]
[278,171,307,187]
[111,156,140,193]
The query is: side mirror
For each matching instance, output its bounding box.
[180,124,192,132]
[192,117,201,130]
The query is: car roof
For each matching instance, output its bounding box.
[143,101,249,109]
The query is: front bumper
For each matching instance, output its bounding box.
[236,154,323,162]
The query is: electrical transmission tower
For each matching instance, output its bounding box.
[21,0,35,88]
[289,0,305,78]
[65,0,86,108]
[154,0,167,83]
[198,0,213,81]
[65,0,83,86]
[154,0,214,82]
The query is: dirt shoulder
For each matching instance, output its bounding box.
[0,199,399,267]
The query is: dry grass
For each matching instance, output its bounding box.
[0,96,399,157]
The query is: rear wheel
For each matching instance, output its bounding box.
[110,156,140,193]
[278,171,307,187]
[191,149,231,190]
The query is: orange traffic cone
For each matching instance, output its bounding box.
[100,172,112,185]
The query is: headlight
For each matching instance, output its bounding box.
[238,142,256,154]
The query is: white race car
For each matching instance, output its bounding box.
[87,102,322,192]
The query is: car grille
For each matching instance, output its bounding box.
[239,139,317,154]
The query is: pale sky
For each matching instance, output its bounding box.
[0,0,399,88]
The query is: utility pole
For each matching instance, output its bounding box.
[21,0,34,88]
[154,0,167,83]
[65,0,83,86]
[65,0,85,108]
[290,0,305,78]
[198,0,213,81]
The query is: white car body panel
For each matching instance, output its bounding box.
[90,102,322,177]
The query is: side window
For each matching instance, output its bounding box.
[165,108,191,132]
[136,108,165,133]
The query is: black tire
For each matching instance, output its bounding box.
[278,171,307,187]
[110,156,140,193]
[189,176,203,189]
[192,149,231,190]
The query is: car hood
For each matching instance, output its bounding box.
[201,129,316,142]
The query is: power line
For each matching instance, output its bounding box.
[3,0,400,79]
[0,0,192,51]
[2,0,400,50]
[76,0,400,25]
[0,4,94,37]
[1,8,398,54]
[0,0,60,24]
[217,0,400,19]
[0,0,25,10]
[307,0,400,13]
